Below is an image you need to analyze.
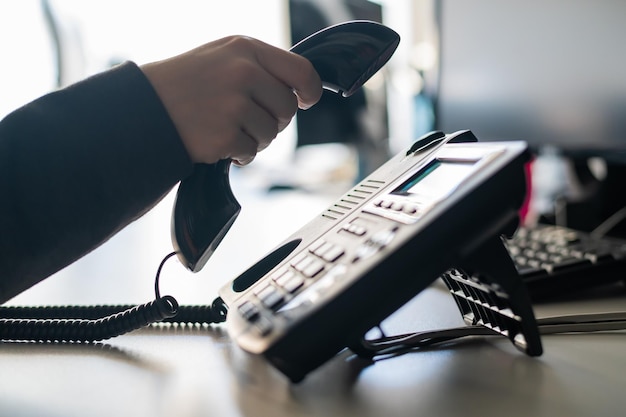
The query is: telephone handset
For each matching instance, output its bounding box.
[217,130,543,382]
[171,20,401,272]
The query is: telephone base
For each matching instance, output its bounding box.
[220,133,539,383]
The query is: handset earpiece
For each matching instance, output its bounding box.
[290,20,400,97]
[171,20,400,272]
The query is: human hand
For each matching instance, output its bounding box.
[141,36,323,166]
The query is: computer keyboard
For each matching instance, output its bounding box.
[505,224,626,300]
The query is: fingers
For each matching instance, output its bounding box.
[252,39,323,109]
[216,89,279,165]
[221,38,322,158]
[247,68,300,133]
[230,130,258,166]
[239,94,281,151]
[141,35,323,167]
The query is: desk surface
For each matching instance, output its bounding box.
[2,287,626,417]
[2,177,626,417]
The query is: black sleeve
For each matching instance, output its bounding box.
[0,62,194,302]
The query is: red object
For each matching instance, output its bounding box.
[519,159,534,224]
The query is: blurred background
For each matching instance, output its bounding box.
[2,0,626,306]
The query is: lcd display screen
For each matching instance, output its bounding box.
[393,160,476,201]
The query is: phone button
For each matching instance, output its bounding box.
[310,240,345,263]
[308,239,327,254]
[253,316,274,336]
[255,285,284,310]
[353,227,398,262]
[367,228,396,249]
[341,223,367,236]
[302,259,325,278]
[237,301,260,322]
[310,241,332,257]
[275,271,305,293]
[292,255,325,278]
[321,246,345,263]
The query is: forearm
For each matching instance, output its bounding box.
[0,62,193,302]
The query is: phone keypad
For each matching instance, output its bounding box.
[236,238,350,333]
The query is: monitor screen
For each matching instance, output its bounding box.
[289,0,387,148]
[434,1,626,160]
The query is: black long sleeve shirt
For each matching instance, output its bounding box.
[0,62,193,302]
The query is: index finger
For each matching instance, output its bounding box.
[253,41,323,109]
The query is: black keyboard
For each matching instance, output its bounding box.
[505,224,626,300]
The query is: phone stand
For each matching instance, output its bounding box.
[349,219,542,359]
[442,233,542,356]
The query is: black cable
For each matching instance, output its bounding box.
[0,299,227,325]
[155,251,178,299]
[357,312,626,359]
[0,252,228,342]
[0,296,178,343]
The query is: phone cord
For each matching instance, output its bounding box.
[0,252,228,342]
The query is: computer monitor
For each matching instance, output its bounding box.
[289,0,390,179]
[433,1,626,234]
[434,0,626,162]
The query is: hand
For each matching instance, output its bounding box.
[141,36,323,166]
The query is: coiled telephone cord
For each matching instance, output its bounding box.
[0,252,228,343]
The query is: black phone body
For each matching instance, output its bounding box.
[218,131,537,382]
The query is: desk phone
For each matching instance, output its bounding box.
[218,130,543,382]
